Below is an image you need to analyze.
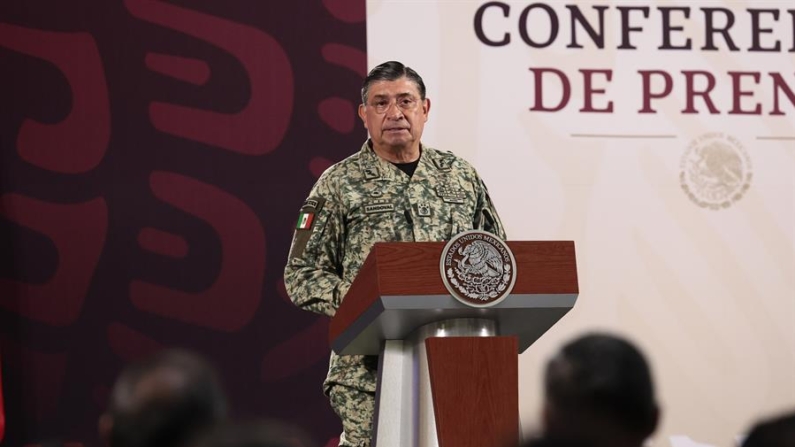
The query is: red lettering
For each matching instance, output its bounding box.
[769,72,795,115]
[579,69,613,112]
[682,70,720,114]
[728,72,762,115]
[529,68,571,112]
[638,70,673,113]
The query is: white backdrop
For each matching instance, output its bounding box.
[367,1,795,446]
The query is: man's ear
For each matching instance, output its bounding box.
[358,103,368,129]
[422,98,431,122]
[98,413,113,446]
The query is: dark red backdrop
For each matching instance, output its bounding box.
[0,1,366,445]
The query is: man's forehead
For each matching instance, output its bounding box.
[368,78,421,97]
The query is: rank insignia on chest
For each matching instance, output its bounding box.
[435,184,466,204]
[432,157,454,171]
[363,166,380,180]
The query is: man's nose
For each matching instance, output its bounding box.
[385,101,404,119]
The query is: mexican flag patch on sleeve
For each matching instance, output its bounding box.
[289,196,326,259]
[296,212,314,230]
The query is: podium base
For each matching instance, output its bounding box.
[372,319,516,447]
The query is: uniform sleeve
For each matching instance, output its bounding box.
[474,177,507,240]
[283,175,350,318]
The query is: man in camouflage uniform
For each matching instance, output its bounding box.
[284,61,505,447]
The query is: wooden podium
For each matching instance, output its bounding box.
[329,241,578,447]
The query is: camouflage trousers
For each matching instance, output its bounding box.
[328,384,376,447]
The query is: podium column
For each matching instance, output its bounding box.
[373,318,518,447]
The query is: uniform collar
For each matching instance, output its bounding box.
[358,140,430,180]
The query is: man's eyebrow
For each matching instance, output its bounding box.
[370,92,416,99]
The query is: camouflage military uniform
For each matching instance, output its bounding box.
[284,140,506,447]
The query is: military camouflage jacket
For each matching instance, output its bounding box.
[284,141,506,393]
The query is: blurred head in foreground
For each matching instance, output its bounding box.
[541,333,659,447]
[196,419,316,447]
[743,410,795,447]
[100,349,228,447]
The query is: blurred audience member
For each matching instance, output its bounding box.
[196,419,315,447]
[520,438,592,447]
[99,349,228,447]
[540,333,660,447]
[743,411,795,447]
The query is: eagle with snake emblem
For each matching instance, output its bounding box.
[449,240,510,300]
[455,241,504,278]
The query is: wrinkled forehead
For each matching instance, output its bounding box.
[367,77,423,99]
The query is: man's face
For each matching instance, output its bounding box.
[358,77,430,154]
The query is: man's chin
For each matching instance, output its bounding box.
[380,136,411,148]
[385,141,412,151]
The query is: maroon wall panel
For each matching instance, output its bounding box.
[0,1,366,445]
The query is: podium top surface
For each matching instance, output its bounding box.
[330,240,578,355]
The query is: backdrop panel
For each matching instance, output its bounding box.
[368,1,795,446]
[0,1,367,445]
